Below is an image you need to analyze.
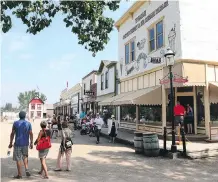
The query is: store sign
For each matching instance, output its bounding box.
[123,0,169,39]
[150,57,162,64]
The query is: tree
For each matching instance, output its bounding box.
[1,1,120,55]
[4,103,13,111]
[18,90,47,110]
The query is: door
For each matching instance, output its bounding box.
[177,96,194,133]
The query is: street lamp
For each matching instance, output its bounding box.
[164,47,177,153]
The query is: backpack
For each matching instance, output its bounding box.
[64,137,73,149]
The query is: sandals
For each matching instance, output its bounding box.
[13,175,22,179]
[26,170,31,177]
[54,169,62,171]
[42,176,49,179]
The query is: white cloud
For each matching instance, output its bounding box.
[48,53,76,71]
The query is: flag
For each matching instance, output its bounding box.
[36,85,40,91]
[67,81,68,88]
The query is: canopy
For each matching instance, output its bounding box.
[209,82,218,104]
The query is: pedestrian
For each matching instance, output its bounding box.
[54,121,73,171]
[8,111,33,179]
[94,113,104,144]
[51,115,58,139]
[57,115,63,137]
[108,115,119,143]
[186,104,194,134]
[34,121,51,179]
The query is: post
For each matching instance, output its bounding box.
[136,105,139,124]
[77,92,80,113]
[169,65,177,153]
[164,127,167,153]
[181,127,186,156]
[162,85,167,134]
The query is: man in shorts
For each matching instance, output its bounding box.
[8,111,33,179]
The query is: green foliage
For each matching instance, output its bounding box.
[17,90,47,110]
[4,103,13,111]
[1,0,120,54]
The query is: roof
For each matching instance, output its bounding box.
[29,98,44,104]
[82,70,97,80]
[97,60,117,74]
[115,1,147,28]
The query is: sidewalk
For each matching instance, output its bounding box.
[101,128,218,159]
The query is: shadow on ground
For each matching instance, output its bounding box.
[1,150,218,182]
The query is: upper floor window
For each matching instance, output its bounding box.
[84,83,86,94]
[31,104,35,110]
[105,71,109,89]
[90,79,92,88]
[37,104,41,110]
[101,74,104,90]
[125,39,135,64]
[148,20,164,52]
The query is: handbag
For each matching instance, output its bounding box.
[36,129,51,151]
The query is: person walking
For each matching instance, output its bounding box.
[57,115,63,137]
[34,121,51,179]
[51,115,58,139]
[54,121,73,171]
[108,115,119,143]
[8,111,33,179]
[186,104,194,134]
[94,113,104,144]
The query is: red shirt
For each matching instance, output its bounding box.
[174,105,185,116]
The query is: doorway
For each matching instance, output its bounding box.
[177,96,194,134]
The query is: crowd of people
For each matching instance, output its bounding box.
[8,110,119,179]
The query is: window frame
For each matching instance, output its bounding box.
[90,79,92,88]
[83,83,86,94]
[101,74,104,90]
[37,104,41,110]
[105,71,109,89]
[148,17,164,53]
[31,104,35,110]
[124,37,136,65]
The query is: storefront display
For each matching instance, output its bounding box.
[196,86,205,126]
[121,106,136,122]
[139,106,161,124]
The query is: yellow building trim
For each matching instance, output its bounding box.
[115,1,147,29]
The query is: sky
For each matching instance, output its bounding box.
[1,1,134,107]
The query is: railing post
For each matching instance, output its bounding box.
[209,122,212,141]
[181,127,186,157]
[164,127,167,153]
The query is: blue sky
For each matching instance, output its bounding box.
[1,1,133,107]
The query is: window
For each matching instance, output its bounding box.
[84,83,86,94]
[125,44,129,64]
[37,104,41,110]
[148,20,164,52]
[101,74,104,90]
[90,79,92,88]
[37,111,41,117]
[31,104,35,110]
[125,39,135,64]
[105,71,109,89]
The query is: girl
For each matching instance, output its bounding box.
[108,115,119,143]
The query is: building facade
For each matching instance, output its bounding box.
[29,98,44,119]
[81,70,97,114]
[54,83,82,116]
[101,0,218,138]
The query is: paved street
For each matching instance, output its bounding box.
[1,121,218,182]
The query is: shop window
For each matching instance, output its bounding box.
[31,104,35,110]
[139,106,162,124]
[130,41,135,62]
[148,20,164,52]
[105,71,109,89]
[121,105,136,122]
[210,103,218,125]
[37,111,41,117]
[37,104,41,110]
[177,87,193,92]
[101,74,104,90]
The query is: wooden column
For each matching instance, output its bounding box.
[193,86,198,134]
[204,64,210,137]
[162,85,167,134]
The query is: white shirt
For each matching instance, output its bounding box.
[94,117,104,129]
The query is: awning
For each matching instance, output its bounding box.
[113,85,162,106]
[98,91,134,106]
[209,82,218,104]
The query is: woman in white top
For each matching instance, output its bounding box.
[108,115,119,143]
[94,113,104,144]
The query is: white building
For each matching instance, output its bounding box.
[28,98,44,119]
[102,0,218,138]
[96,60,119,115]
[81,70,97,113]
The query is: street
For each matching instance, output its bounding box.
[1,121,218,182]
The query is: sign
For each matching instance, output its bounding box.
[150,57,162,64]
[84,90,94,96]
[123,1,169,39]
[160,75,188,85]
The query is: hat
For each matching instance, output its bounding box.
[111,115,115,118]
[19,111,26,119]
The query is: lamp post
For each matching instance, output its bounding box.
[164,47,177,153]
